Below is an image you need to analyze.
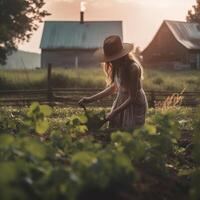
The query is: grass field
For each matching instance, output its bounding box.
[0,67,200,91]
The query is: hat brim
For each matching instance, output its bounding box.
[94,43,134,62]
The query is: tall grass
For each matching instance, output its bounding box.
[0,67,200,91]
[0,69,47,90]
[143,69,200,91]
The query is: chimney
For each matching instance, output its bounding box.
[80,11,84,24]
[80,1,86,24]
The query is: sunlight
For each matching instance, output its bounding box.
[133,0,195,7]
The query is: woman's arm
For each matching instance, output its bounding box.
[79,83,116,105]
[88,83,116,102]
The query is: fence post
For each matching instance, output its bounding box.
[47,63,53,106]
[150,91,156,108]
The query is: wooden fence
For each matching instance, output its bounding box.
[0,88,200,107]
[1,64,200,107]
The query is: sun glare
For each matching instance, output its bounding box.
[134,0,195,7]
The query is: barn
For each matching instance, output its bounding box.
[142,20,200,70]
[40,20,123,68]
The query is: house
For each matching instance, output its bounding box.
[142,20,200,69]
[40,19,123,68]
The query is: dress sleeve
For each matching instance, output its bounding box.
[130,62,140,101]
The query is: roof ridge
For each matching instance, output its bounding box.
[143,19,200,52]
[44,20,122,23]
[165,20,200,50]
[164,19,198,24]
[40,20,123,49]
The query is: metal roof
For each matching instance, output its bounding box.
[40,21,123,49]
[165,20,200,50]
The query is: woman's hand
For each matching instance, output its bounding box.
[78,97,91,107]
[106,111,117,121]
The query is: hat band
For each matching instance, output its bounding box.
[104,46,123,57]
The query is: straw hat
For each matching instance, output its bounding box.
[94,35,134,62]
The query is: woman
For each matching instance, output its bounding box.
[79,35,148,131]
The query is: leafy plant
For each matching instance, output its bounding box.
[24,102,52,135]
[0,103,198,200]
[190,106,200,200]
[84,109,106,131]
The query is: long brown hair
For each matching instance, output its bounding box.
[103,53,144,90]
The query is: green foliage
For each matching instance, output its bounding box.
[0,0,49,64]
[153,77,164,85]
[84,109,106,131]
[71,150,136,199]
[1,68,200,92]
[65,114,88,136]
[190,106,200,200]
[0,104,199,199]
[110,111,181,173]
[111,131,148,162]
[187,0,200,23]
[24,102,52,135]
[65,109,106,134]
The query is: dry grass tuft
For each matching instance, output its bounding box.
[155,89,185,110]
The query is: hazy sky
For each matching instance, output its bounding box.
[18,0,196,53]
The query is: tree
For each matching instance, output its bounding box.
[187,0,200,23]
[0,0,50,64]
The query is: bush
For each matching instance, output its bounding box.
[153,77,164,85]
[0,103,199,200]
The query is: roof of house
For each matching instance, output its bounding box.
[143,20,200,52]
[165,20,200,49]
[40,21,123,49]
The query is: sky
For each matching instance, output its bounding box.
[18,0,196,53]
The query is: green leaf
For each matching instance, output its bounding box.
[36,119,49,135]
[70,114,88,126]
[23,138,46,159]
[75,125,88,134]
[115,153,134,172]
[144,124,157,135]
[0,135,15,148]
[72,152,97,167]
[78,115,88,124]
[27,102,40,117]
[111,131,132,143]
[30,102,40,111]
[40,105,52,116]
[178,168,195,176]
[0,162,17,184]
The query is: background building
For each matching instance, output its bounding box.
[142,20,200,70]
[40,19,123,68]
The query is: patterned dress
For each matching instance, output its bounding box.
[109,62,148,131]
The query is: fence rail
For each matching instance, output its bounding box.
[1,64,200,107]
[0,88,200,107]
